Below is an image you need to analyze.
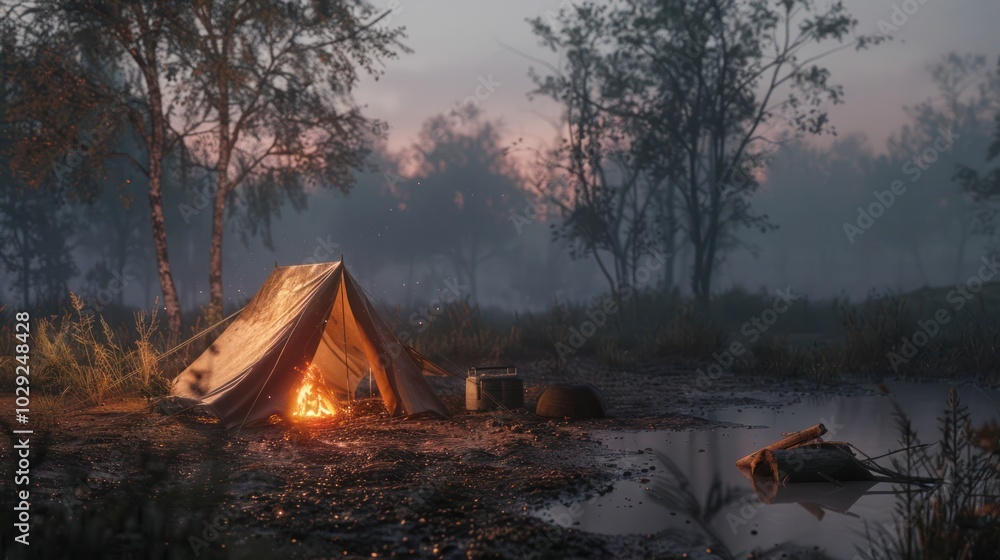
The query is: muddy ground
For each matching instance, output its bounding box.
[0,359,869,559]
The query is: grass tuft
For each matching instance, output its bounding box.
[861,388,1000,559]
[30,293,167,407]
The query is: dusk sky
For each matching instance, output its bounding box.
[358,0,1000,158]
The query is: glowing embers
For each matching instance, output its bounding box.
[291,363,340,420]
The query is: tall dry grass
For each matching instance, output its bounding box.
[403,299,522,366]
[30,293,167,406]
[861,388,1000,559]
[384,286,999,381]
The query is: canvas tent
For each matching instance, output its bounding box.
[170,262,450,428]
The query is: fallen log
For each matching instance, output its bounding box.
[750,444,875,489]
[735,424,942,521]
[735,423,827,470]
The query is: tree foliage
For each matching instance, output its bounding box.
[168,0,407,313]
[530,0,881,302]
[398,110,522,302]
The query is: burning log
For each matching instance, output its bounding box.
[735,423,827,470]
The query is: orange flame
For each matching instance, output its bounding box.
[292,364,338,419]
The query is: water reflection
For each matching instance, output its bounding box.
[643,447,915,558]
[750,480,879,519]
[645,449,749,555]
[542,381,1000,557]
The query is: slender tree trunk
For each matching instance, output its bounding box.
[147,165,182,331]
[593,251,618,305]
[208,62,232,317]
[144,69,183,333]
[663,183,676,290]
[698,159,723,303]
[698,237,717,303]
[208,179,227,316]
[691,238,709,305]
[687,149,709,306]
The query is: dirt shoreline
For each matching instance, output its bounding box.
[0,360,872,559]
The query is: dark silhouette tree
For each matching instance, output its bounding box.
[0,13,79,309]
[78,179,152,310]
[882,54,1000,283]
[0,186,78,308]
[5,0,189,331]
[399,111,522,303]
[531,0,882,303]
[528,3,661,301]
[955,56,1000,253]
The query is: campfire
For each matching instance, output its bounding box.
[292,364,339,420]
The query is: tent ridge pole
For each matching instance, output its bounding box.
[342,266,351,409]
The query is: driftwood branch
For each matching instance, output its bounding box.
[735,423,827,469]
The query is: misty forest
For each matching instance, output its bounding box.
[1,1,999,559]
